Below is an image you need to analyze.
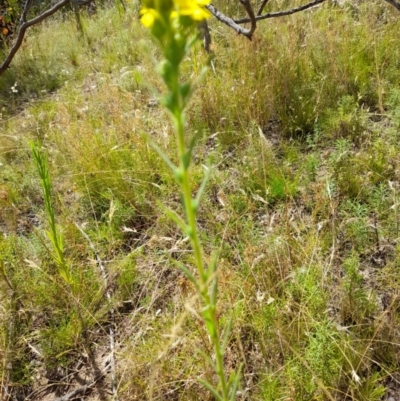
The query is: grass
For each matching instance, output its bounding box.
[2,0,400,399]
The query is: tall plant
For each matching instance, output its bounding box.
[140,1,240,399]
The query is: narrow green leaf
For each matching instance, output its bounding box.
[221,313,233,352]
[197,349,216,371]
[59,266,72,285]
[180,81,192,105]
[158,203,189,234]
[228,364,243,401]
[209,250,219,274]
[161,92,178,114]
[211,276,218,308]
[147,138,177,174]
[157,59,176,89]
[202,305,216,338]
[181,131,201,170]
[46,229,57,249]
[170,259,200,291]
[197,379,224,401]
[193,164,211,213]
[185,34,198,53]
[179,193,186,211]
[57,232,64,252]
[209,251,219,306]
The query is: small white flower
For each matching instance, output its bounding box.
[11,82,18,93]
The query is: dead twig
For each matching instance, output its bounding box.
[53,382,94,401]
[257,0,270,16]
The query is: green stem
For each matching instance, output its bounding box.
[176,115,205,280]
[174,109,229,399]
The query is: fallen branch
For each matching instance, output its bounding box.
[0,0,70,76]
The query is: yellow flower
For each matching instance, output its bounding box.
[140,7,160,28]
[140,0,210,29]
[174,0,211,20]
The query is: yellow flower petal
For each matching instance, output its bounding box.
[140,8,159,28]
[173,0,210,20]
[190,7,210,20]
[141,0,210,29]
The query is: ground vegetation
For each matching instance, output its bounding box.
[2,1,400,400]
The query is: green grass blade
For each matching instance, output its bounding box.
[146,135,177,173]
[197,378,224,401]
[193,164,211,213]
[229,363,243,401]
[221,313,233,352]
[158,203,189,234]
[197,348,217,372]
[170,258,200,291]
[209,250,219,306]
[181,131,201,170]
